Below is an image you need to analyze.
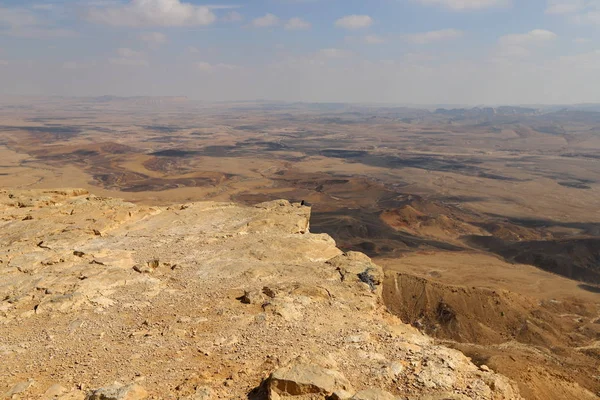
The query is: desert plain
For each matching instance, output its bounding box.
[0,96,599,399]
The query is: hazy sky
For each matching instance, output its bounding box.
[0,0,599,104]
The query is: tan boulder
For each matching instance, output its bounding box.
[41,384,68,399]
[4,379,35,398]
[268,363,353,397]
[327,252,384,290]
[350,388,397,400]
[85,383,148,400]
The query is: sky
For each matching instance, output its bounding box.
[0,0,599,104]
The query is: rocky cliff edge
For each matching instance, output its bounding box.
[0,189,522,400]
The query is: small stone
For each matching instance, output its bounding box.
[237,290,264,305]
[262,287,277,298]
[192,386,213,400]
[133,265,152,274]
[388,361,404,377]
[197,348,211,356]
[5,379,35,397]
[268,390,281,400]
[480,365,491,372]
[42,383,68,398]
[330,389,354,400]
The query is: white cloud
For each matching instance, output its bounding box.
[197,62,239,72]
[344,34,386,45]
[403,29,464,44]
[87,0,216,27]
[110,58,148,66]
[222,10,243,22]
[110,48,148,66]
[197,61,214,71]
[545,0,585,14]
[63,61,95,70]
[364,34,386,44]
[572,10,600,23]
[498,29,557,46]
[403,52,438,63]
[545,1,600,24]
[574,37,590,43]
[494,30,557,61]
[31,4,55,11]
[0,6,75,37]
[252,13,279,28]
[495,45,531,59]
[414,0,510,10]
[558,49,600,69]
[335,15,373,30]
[138,32,167,47]
[117,48,143,58]
[285,17,311,30]
[0,8,38,27]
[318,48,352,58]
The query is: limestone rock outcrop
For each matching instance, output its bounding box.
[0,189,523,399]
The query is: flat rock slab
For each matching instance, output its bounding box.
[351,388,397,400]
[268,363,353,396]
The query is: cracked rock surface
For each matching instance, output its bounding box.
[0,189,522,399]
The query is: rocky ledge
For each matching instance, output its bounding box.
[0,189,522,399]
